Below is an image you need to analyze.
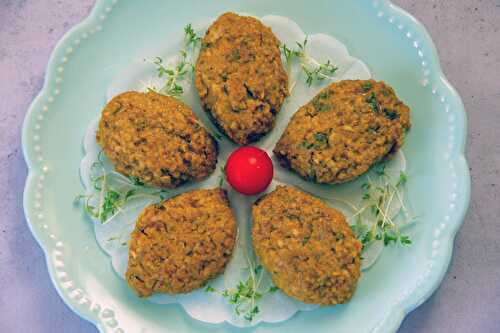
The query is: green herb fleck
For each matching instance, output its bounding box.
[227,49,241,62]
[366,92,379,112]
[301,140,315,149]
[397,171,408,186]
[205,285,216,293]
[383,108,398,120]
[314,132,328,144]
[128,176,144,186]
[383,230,398,246]
[268,286,279,293]
[375,164,386,176]
[381,89,391,97]
[112,105,123,115]
[312,98,331,112]
[318,91,331,99]
[361,182,371,190]
[362,82,373,92]
[400,235,412,245]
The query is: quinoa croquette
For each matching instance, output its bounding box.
[195,12,288,145]
[274,80,411,184]
[126,189,237,297]
[252,186,362,305]
[96,91,218,188]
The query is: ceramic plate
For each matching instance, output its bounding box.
[22,1,470,332]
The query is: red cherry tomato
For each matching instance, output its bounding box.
[225,146,273,195]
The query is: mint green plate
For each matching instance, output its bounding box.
[22,0,470,332]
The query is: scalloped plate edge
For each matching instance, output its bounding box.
[21,1,471,332]
[22,1,119,331]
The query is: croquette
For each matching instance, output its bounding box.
[96,91,218,188]
[195,12,288,145]
[126,188,237,297]
[274,80,411,183]
[252,185,362,305]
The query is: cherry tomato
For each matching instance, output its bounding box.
[225,146,273,195]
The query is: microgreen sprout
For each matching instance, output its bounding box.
[324,165,416,251]
[354,168,416,248]
[146,24,202,97]
[218,164,226,187]
[184,23,201,46]
[75,153,168,224]
[281,37,338,92]
[205,254,278,322]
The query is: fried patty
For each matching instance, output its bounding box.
[96,91,218,188]
[274,80,411,183]
[126,189,237,296]
[195,12,288,145]
[252,186,362,305]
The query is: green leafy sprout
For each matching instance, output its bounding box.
[352,168,416,248]
[281,37,338,92]
[205,255,279,322]
[323,166,416,251]
[218,164,226,187]
[145,24,202,97]
[74,153,168,224]
[184,23,201,45]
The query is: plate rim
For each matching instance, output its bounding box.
[21,0,471,332]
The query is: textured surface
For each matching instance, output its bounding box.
[274,80,411,184]
[252,185,362,305]
[126,189,236,296]
[97,91,218,188]
[0,1,498,333]
[195,12,288,145]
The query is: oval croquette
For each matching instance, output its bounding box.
[195,12,288,145]
[252,185,362,305]
[126,188,237,296]
[96,91,218,188]
[274,80,411,183]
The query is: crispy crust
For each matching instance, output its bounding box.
[96,91,218,188]
[274,80,411,183]
[126,189,237,296]
[195,12,288,145]
[252,186,362,305]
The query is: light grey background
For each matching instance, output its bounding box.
[0,0,499,332]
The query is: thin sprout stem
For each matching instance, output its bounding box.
[246,254,257,291]
[303,55,336,79]
[351,204,370,218]
[384,185,396,217]
[85,195,98,217]
[130,193,164,200]
[96,167,107,221]
[320,195,359,212]
[302,53,321,67]
[288,80,297,94]
[366,175,377,189]
[108,170,134,183]
[389,182,409,215]
[102,203,126,225]
[375,202,395,227]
